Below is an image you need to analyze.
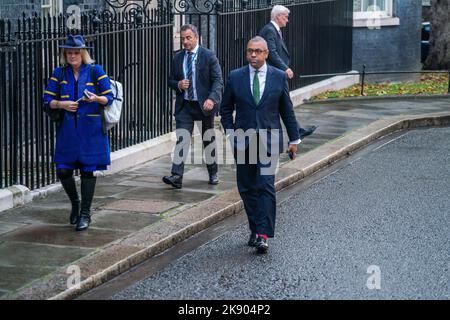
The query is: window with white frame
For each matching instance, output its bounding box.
[41,0,63,17]
[353,0,399,27]
[354,0,394,19]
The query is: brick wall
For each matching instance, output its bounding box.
[0,0,40,19]
[352,0,422,82]
[63,0,105,13]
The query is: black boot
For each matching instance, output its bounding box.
[76,176,96,231]
[60,177,80,225]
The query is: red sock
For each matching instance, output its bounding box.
[258,234,268,240]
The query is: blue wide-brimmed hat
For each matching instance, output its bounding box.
[59,35,92,49]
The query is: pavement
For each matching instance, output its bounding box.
[0,95,449,300]
[110,127,450,300]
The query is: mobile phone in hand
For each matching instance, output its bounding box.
[75,89,92,103]
[83,89,92,99]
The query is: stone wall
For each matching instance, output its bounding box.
[352,0,422,82]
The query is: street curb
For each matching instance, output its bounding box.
[0,185,30,212]
[304,93,450,104]
[8,112,448,300]
[289,71,359,106]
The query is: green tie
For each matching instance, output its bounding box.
[253,69,260,105]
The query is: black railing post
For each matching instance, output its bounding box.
[361,64,366,96]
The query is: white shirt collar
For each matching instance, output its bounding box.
[249,62,268,74]
[187,44,200,55]
[271,20,281,32]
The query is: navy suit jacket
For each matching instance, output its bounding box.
[169,46,223,116]
[220,65,299,154]
[259,22,290,71]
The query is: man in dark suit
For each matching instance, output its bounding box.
[259,5,317,139]
[220,36,300,254]
[163,24,223,189]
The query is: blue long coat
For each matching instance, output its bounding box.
[43,64,113,167]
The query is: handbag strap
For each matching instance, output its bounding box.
[90,65,100,94]
[90,64,107,134]
[52,66,66,126]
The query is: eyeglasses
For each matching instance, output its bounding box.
[246,48,267,55]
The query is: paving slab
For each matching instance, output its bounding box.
[28,195,109,211]
[0,225,130,248]
[130,176,165,183]
[0,265,57,292]
[113,187,215,203]
[95,174,139,186]
[0,206,76,225]
[0,240,93,293]
[89,185,132,198]
[121,175,237,191]
[100,199,180,214]
[0,241,93,267]
[0,222,28,236]
[91,210,162,232]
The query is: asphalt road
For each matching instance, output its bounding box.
[110,127,450,300]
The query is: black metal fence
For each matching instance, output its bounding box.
[180,0,354,90]
[0,9,173,190]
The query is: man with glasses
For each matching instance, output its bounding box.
[220,36,300,254]
[259,5,317,139]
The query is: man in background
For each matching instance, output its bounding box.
[259,5,317,139]
[163,24,223,189]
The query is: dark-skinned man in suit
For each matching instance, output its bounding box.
[259,5,317,139]
[220,36,300,254]
[163,24,223,189]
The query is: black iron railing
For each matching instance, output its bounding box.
[0,9,173,190]
[215,0,354,90]
[298,67,450,96]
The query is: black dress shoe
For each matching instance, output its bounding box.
[248,232,258,247]
[256,236,269,254]
[162,175,182,189]
[299,125,318,139]
[208,173,219,185]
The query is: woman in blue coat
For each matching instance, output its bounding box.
[43,35,113,231]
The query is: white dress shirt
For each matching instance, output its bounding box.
[249,63,300,145]
[249,63,267,97]
[271,20,283,38]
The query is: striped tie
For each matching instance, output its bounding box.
[186,51,194,101]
